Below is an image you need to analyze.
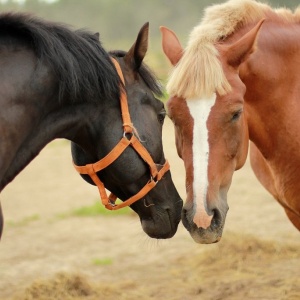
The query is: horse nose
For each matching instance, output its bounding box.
[182,205,226,231]
[210,209,222,230]
[181,207,192,231]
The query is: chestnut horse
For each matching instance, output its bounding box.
[161,0,300,243]
[0,13,183,240]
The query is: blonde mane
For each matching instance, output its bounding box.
[167,0,300,99]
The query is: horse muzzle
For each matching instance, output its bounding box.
[140,202,182,239]
[136,176,183,239]
[181,200,228,244]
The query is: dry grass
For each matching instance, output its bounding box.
[10,232,300,300]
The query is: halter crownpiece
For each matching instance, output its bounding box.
[73,57,170,210]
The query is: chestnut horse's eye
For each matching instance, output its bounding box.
[231,109,243,122]
[158,109,166,124]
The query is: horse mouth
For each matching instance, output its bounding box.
[141,217,176,239]
[189,225,223,244]
[140,199,182,239]
[181,206,226,244]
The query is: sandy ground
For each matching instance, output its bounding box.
[0,118,299,300]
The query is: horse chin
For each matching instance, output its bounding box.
[189,226,223,244]
[141,215,178,239]
[181,206,226,244]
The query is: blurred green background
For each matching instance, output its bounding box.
[0,0,299,81]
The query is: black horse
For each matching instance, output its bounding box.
[0,13,182,240]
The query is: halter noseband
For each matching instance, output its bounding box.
[73,58,170,210]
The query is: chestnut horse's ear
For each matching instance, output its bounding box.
[160,26,183,66]
[125,22,149,70]
[224,19,265,68]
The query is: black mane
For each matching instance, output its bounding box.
[0,12,120,103]
[110,50,163,97]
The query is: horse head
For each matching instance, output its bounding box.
[71,23,183,239]
[161,20,263,243]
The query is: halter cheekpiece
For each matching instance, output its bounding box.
[73,58,170,210]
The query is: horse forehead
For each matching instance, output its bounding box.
[167,95,220,132]
[167,96,191,120]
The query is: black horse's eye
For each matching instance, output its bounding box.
[158,109,166,124]
[231,109,243,122]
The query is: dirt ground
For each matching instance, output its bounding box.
[0,118,299,300]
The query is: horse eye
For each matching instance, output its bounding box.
[231,109,243,122]
[158,109,166,124]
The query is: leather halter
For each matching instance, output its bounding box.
[73,58,170,210]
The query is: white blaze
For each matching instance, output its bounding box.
[186,94,216,229]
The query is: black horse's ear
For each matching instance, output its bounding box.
[125,22,149,70]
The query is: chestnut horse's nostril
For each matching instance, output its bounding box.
[181,208,192,231]
[211,209,222,230]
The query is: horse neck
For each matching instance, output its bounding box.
[241,21,300,160]
[0,102,96,192]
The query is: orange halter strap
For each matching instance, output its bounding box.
[73,58,170,210]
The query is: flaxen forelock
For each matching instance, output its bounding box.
[167,0,300,99]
